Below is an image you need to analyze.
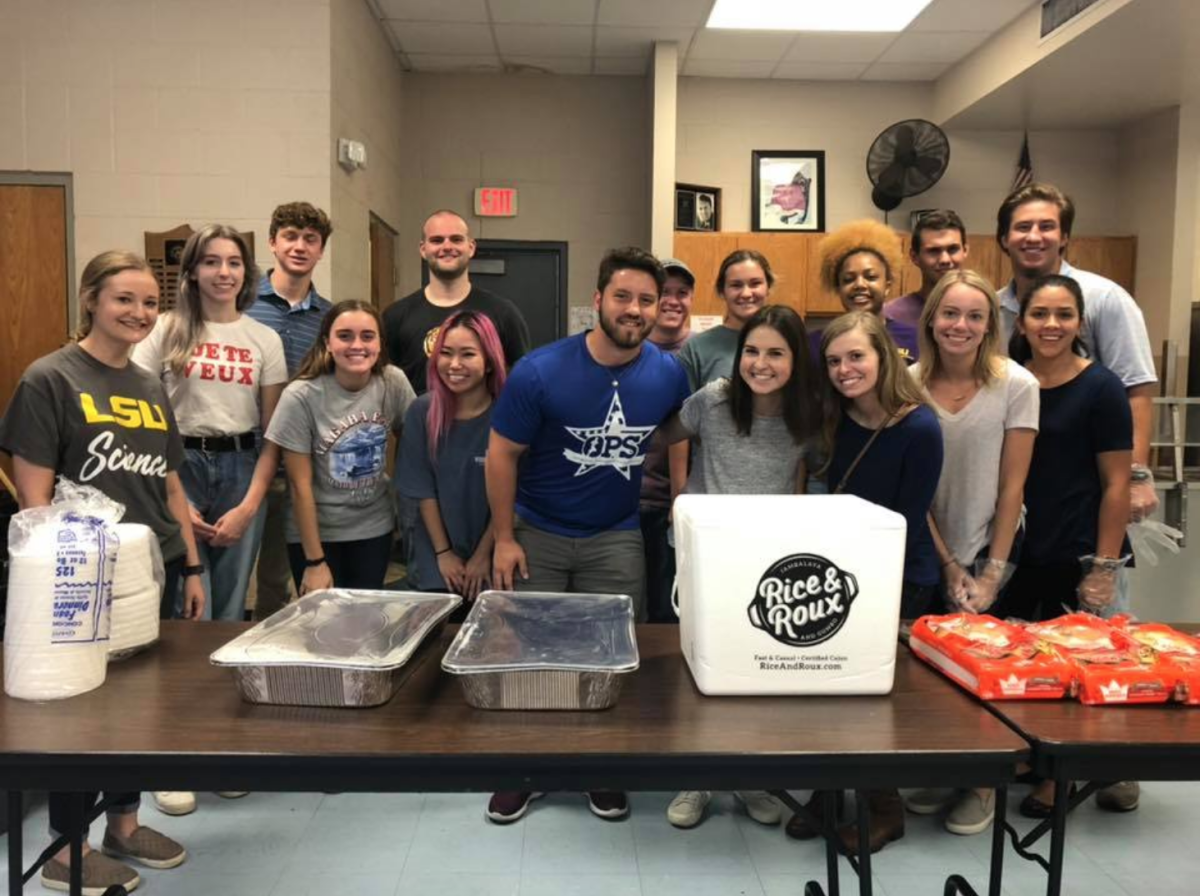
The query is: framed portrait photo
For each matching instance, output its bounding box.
[751,150,825,232]
[675,183,721,232]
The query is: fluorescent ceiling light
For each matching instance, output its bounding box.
[707,0,934,32]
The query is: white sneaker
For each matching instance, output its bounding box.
[904,788,956,815]
[667,791,711,828]
[735,790,781,826]
[215,792,248,799]
[945,789,995,836]
[151,791,196,816]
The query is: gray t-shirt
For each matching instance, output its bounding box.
[396,394,492,591]
[678,379,804,495]
[266,365,416,543]
[0,343,187,562]
[919,358,1040,563]
[677,325,740,392]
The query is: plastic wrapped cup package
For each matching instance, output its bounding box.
[210,589,461,707]
[441,591,639,710]
[4,495,120,700]
[673,494,906,696]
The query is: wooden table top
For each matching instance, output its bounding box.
[0,622,1027,792]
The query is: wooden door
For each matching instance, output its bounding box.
[369,214,398,310]
[1067,236,1136,294]
[0,184,69,412]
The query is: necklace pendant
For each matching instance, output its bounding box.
[612,380,619,388]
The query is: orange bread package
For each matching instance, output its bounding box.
[1110,621,1200,705]
[910,614,1075,700]
[1025,614,1173,706]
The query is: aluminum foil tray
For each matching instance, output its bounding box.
[210,589,461,707]
[441,591,638,711]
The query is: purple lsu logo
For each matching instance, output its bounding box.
[747,553,858,647]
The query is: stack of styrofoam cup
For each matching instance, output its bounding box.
[4,516,115,700]
[109,523,161,659]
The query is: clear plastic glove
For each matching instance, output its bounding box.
[1076,555,1131,612]
[1127,518,1183,565]
[1129,464,1160,523]
[963,558,1015,614]
[942,560,972,610]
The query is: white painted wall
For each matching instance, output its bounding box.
[0,0,333,295]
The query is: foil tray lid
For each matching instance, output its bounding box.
[441,591,639,675]
[210,589,461,671]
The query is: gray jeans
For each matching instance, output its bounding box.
[514,517,646,620]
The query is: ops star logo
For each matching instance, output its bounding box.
[562,391,656,480]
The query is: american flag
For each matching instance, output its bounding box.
[1012,133,1033,191]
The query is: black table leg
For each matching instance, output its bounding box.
[854,790,872,896]
[7,792,21,896]
[69,793,84,896]
[988,786,1006,896]
[1046,775,1069,896]
[824,790,841,896]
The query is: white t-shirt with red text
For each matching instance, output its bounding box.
[133,314,288,436]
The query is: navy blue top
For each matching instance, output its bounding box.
[1023,363,1132,567]
[491,333,690,537]
[825,404,944,586]
[247,271,332,377]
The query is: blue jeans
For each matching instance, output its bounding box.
[177,446,267,621]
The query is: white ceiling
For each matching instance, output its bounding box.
[369,0,1038,80]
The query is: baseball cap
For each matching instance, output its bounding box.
[661,257,695,287]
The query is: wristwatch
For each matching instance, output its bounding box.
[182,564,205,578]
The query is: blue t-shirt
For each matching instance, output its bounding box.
[491,333,690,537]
[1023,363,1133,567]
[825,404,943,586]
[396,394,493,591]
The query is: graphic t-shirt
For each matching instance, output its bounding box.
[132,314,287,436]
[0,343,187,561]
[396,394,493,591]
[266,366,416,543]
[383,286,530,393]
[491,333,690,537]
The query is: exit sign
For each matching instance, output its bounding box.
[474,187,518,217]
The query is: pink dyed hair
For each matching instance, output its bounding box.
[426,310,508,458]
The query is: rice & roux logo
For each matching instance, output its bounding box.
[748,553,858,647]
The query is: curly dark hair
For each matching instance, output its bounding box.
[270,201,333,247]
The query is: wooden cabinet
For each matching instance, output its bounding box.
[672,232,1137,320]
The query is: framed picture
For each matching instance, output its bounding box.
[675,183,720,232]
[751,150,825,232]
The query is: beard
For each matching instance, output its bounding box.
[427,255,470,282]
[598,307,651,349]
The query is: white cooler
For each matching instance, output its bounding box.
[673,494,906,696]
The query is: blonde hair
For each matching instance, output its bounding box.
[161,225,259,375]
[75,251,155,340]
[915,269,1006,387]
[817,311,926,472]
[817,219,903,296]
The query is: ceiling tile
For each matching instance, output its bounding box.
[682,58,777,78]
[405,53,503,72]
[595,56,649,75]
[494,24,594,56]
[773,61,870,80]
[688,29,796,61]
[489,0,597,26]
[908,0,1037,33]
[594,25,696,57]
[875,30,990,64]
[597,0,715,28]
[859,61,951,81]
[781,32,897,64]
[375,0,489,23]
[388,21,496,55]
[504,55,594,74]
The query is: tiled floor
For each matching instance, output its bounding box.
[3,785,1197,895]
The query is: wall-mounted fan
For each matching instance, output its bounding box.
[866,119,950,220]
